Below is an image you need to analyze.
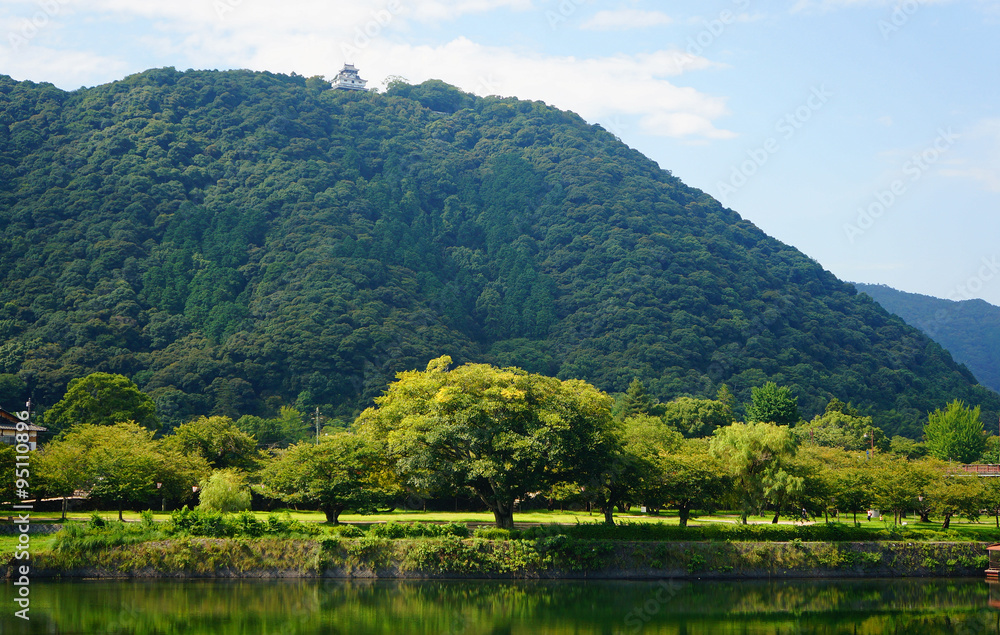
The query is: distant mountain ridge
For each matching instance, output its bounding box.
[854,283,1000,395]
[0,67,997,438]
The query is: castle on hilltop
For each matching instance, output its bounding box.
[332,64,368,91]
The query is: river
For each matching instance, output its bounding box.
[3,577,999,634]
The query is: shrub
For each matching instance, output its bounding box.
[329,524,365,538]
[474,527,513,540]
[197,469,252,513]
[367,521,469,539]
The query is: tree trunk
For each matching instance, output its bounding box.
[61,497,68,521]
[995,512,998,529]
[492,506,515,529]
[603,506,615,526]
[942,513,952,530]
[678,506,690,528]
[741,510,749,525]
[323,506,343,524]
[118,506,124,522]
[919,509,930,522]
[771,511,779,524]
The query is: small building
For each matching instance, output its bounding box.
[987,544,1000,581]
[332,64,369,91]
[0,406,46,450]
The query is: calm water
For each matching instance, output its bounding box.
[3,577,1000,634]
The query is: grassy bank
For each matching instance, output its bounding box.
[8,536,990,580]
[2,511,993,580]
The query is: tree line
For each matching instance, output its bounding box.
[10,360,996,529]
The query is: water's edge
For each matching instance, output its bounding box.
[3,539,990,580]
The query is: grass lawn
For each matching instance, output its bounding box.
[8,508,1000,543]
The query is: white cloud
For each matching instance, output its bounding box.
[0,45,128,88]
[580,9,673,31]
[940,119,1000,192]
[360,39,734,139]
[0,0,733,140]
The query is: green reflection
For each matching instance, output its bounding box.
[1,578,998,634]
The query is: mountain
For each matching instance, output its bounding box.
[0,68,996,438]
[854,283,1000,395]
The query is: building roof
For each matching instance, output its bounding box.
[0,406,46,432]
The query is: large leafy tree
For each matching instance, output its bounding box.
[33,440,89,519]
[589,414,681,525]
[928,471,983,529]
[870,455,940,525]
[797,399,888,453]
[658,442,730,527]
[259,431,399,524]
[924,399,986,464]
[36,422,207,520]
[745,382,801,427]
[0,444,16,505]
[709,421,798,524]
[357,356,616,528]
[163,416,259,469]
[44,373,159,435]
[661,396,733,438]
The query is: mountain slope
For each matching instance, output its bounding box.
[0,68,995,437]
[855,283,1000,395]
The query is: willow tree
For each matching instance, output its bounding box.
[709,421,798,524]
[357,356,616,529]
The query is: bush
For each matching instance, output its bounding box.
[329,524,365,538]
[167,507,320,538]
[524,520,890,543]
[474,527,513,540]
[367,521,469,539]
[197,469,252,513]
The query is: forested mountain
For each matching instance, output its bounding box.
[855,283,1000,395]
[0,68,995,438]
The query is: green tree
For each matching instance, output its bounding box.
[745,382,800,426]
[259,431,399,524]
[54,422,161,520]
[763,467,805,523]
[357,356,616,529]
[658,443,730,527]
[36,422,206,518]
[590,414,682,525]
[924,399,986,464]
[928,472,983,529]
[709,421,798,524]
[197,469,252,513]
[890,435,927,459]
[0,444,16,505]
[44,373,159,435]
[983,477,1000,528]
[34,440,89,519]
[798,407,888,453]
[832,462,876,525]
[163,416,259,469]
[870,455,940,525]
[0,373,27,407]
[661,396,733,438]
[616,379,655,419]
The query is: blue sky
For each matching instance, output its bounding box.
[2,0,999,303]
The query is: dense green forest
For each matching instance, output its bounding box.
[0,67,996,437]
[856,283,1000,396]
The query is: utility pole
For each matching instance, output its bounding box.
[315,407,322,443]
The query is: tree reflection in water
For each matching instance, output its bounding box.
[4,577,1000,634]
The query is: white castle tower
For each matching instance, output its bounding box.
[332,64,368,91]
